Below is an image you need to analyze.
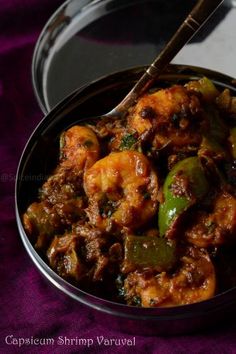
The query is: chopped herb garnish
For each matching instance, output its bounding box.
[99,195,116,217]
[132,295,141,307]
[143,192,151,200]
[116,274,125,298]
[107,210,113,218]
[149,298,156,306]
[119,133,137,150]
[84,140,93,148]
[205,220,216,233]
[171,113,180,128]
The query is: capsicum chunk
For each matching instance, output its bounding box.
[185,77,219,102]
[122,235,177,273]
[198,135,226,161]
[158,156,209,237]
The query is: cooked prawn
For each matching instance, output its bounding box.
[124,246,216,307]
[128,85,207,151]
[60,125,100,170]
[23,125,99,246]
[185,191,236,247]
[83,150,158,231]
[40,125,100,204]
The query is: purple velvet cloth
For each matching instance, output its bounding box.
[1,1,236,353]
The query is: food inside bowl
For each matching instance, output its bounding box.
[23,76,236,307]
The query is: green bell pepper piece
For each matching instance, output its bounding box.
[198,135,226,160]
[205,105,228,143]
[185,77,219,102]
[123,235,176,273]
[25,202,60,236]
[229,127,236,159]
[158,157,209,237]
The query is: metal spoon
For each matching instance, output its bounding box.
[99,0,224,120]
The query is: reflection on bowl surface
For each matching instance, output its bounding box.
[16,65,236,335]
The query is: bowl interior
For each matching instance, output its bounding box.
[16,64,236,327]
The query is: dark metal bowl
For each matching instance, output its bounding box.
[16,64,236,335]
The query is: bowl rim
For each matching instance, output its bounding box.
[17,64,236,320]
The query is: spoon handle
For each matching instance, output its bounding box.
[114,0,224,115]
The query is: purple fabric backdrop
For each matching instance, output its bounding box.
[1,1,236,353]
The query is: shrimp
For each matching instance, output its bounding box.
[83,150,158,231]
[185,191,236,248]
[127,85,207,151]
[23,125,99,247]
[40,125,100,204]
[60,125,100,170]
[124,246,216,307]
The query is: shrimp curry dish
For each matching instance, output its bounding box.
[23,77,236,307]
